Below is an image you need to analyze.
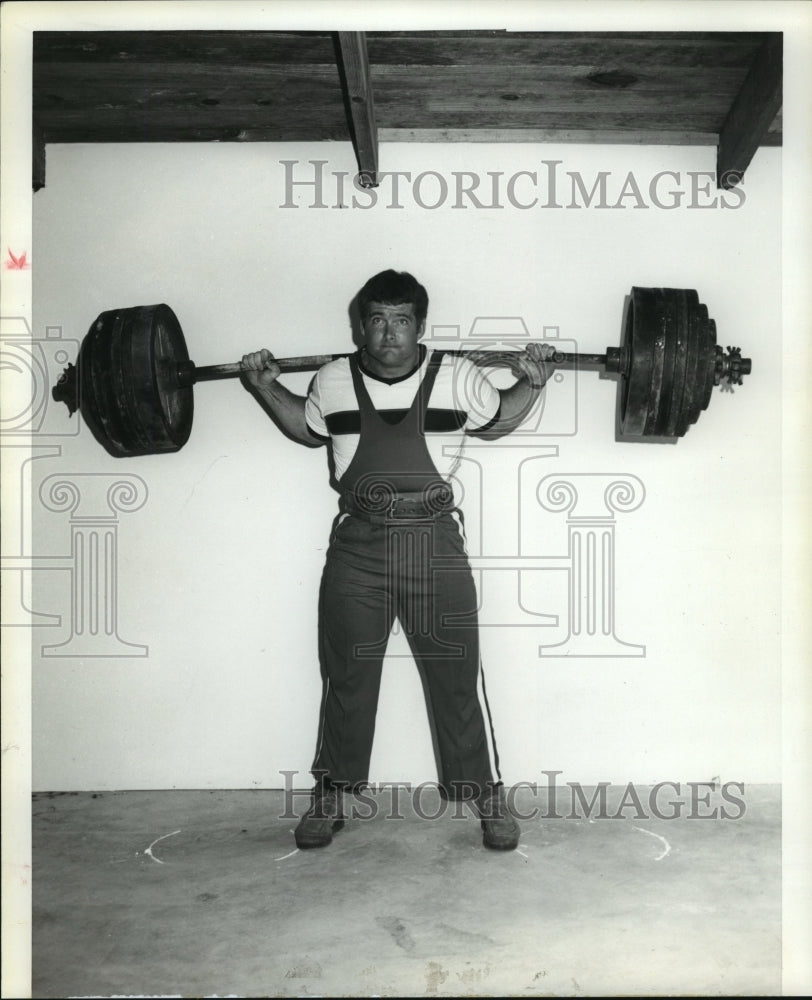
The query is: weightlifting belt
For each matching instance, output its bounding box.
[338,349,454,522]
[342,487,455,523]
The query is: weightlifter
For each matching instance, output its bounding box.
[241,270,552,851]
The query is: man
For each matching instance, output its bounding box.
[242,270,552,851]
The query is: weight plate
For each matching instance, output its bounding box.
[700,317,718,414]
[121,305,184,454]
[671,291,699,437]
[620,288,653,437]
[619,287,657,437]
[113,309,154,455]
[125,305,181,454]
[688,305,715,433]
[150,305,194,450]
[646,289,672,436]
[78,304,193,457]
[79,312,135,457]
[658,289,687,437]
[619,287,717,440]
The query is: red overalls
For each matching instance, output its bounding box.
[312,351,500,800]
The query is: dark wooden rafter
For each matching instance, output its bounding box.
[33,120,46,191]
[717,33,782,189]
[335,31,379,187]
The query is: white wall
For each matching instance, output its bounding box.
[31,139,781,789]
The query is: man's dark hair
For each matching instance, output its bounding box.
[357,270,429,326]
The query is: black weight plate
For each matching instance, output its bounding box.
[78,305,194,457]
[689,305,715,433]
[150,305,193,450]
[699,317,718,414]
[619,288,656,437]
[112,308,154,455]
[648,289,677,437]
[643,289,666,436]
[124,306,176,454]
[80,311,138,457]
[658,289,689,438]
[672,290,700,437]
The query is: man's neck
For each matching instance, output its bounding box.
[360,344,425,380]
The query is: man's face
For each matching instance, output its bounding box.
[362,301,425,374]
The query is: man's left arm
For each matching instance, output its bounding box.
[469,344,555,440]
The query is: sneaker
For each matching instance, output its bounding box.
[294,786,344,849]
[476,787,520,851]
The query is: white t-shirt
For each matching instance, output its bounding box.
[305,347,501,483]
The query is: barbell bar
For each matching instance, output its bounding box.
[51,287,751,458]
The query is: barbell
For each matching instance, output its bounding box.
[51,287,751,458]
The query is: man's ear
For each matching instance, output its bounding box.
[417,319,426,339]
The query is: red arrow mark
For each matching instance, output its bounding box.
[6,249,30,270]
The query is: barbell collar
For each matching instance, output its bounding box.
[52,361,79,415]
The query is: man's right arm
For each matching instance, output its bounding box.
[241,349,326,447]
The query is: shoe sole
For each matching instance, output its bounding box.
[295,818,345,850]
[481,817,520,851]
[483,839,520,851]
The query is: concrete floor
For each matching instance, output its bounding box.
[32,785,781,998]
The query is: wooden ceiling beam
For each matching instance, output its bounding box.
[335,32,378,187]
[33,121,46,191]
[716,33,782,189]
[378,127,722,145]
